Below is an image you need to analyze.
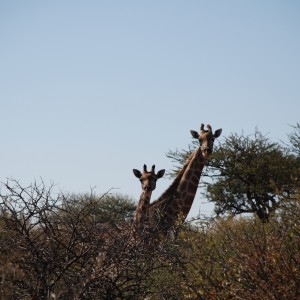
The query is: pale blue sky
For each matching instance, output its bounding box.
[0,1,299,218]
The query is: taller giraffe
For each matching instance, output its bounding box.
[133,164,165,225]
[149,123,222,231]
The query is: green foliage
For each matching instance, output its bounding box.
[207,131,299,221]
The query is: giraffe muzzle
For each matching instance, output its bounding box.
[203,148,212,155]
[144,185,151,191]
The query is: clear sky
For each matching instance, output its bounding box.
[1,1,299,218]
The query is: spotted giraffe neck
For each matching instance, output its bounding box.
[174,145,207,221]
[148,145,207,230]
[134,189,152,224]
[149,150,195,208]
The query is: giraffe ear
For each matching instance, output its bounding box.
[190,130,199,139]
[156,169,165,178]
[133,169,142,178]
[214,128,222,138]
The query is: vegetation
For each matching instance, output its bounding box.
[0,124,299,299]
[0,180,186,299]
[287,122,300,156]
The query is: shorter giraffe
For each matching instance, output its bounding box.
[86,165,165,287]
[133,164,165,225]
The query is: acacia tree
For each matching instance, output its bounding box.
[167,129,300,222]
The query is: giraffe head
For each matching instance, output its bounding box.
[190,124,222,157]
[133,164,165,192]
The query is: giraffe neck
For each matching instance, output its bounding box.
[174,145,207,221]
[134,190,152,224]
[148,145,207,230]
[149,150,195,207]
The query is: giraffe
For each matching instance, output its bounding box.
[85,165,165,284]
[132,164,165,225]
[148,123,222,231]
